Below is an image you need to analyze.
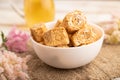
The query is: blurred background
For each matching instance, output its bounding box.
[0,0,120,26]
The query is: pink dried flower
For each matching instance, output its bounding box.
[5,27,30,53]
[0,50,31,80]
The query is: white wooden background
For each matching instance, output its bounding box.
[0,0,120,25]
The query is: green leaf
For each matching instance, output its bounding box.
[0,31,7,49]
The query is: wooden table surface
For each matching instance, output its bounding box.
[22,44,120,80]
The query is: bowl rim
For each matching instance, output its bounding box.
[31,22,104,50]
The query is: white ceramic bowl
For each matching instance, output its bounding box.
[31,22,104,69]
